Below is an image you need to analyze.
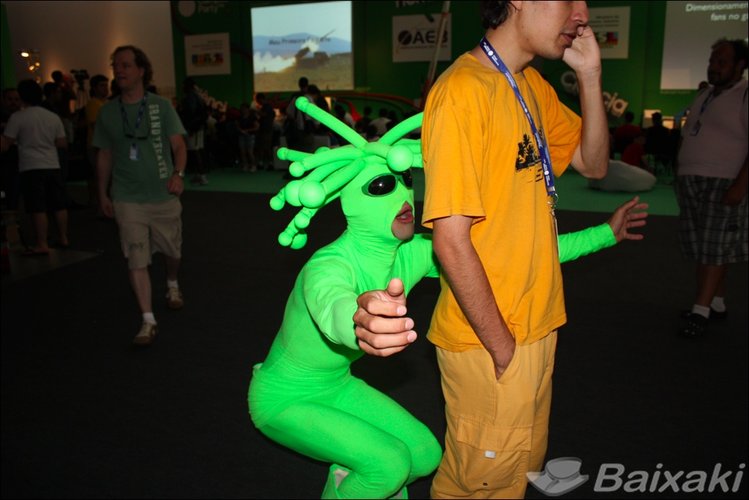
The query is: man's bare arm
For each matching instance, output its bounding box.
[432,215,515,379]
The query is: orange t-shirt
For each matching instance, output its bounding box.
[421,53,581,349]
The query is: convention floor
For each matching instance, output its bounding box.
[1,178,745,499]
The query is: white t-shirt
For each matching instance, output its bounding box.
[3,106,66,172]
[343,112,356,129]
[369,116,391,136]
[678,79,748,179]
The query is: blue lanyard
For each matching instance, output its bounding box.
[119,94,148,142]
[699,89,715,115]
[479,37,558,208]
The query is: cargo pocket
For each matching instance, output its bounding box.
[454,417,532,492]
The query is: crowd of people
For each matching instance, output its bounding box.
[0,66,417,255]
[182,77,416,179]
[610,109,680,175]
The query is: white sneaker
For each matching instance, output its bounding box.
[166,286,184,309]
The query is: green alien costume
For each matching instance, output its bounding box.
[247,98,616,499]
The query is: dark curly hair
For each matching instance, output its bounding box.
[111,45,154,88]
[480,0,515,29]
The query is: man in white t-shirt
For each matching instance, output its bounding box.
[1,79,69,255]
[675,38,748,338]
[369,107,392,136]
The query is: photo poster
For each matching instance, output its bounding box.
[250,1,353,92]
[661,1,748,90]
[185,33,231,76]
[588,6,630,59]
[392,13,452,63]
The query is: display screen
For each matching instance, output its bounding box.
[251,1,353,92]
[661,1,748,90]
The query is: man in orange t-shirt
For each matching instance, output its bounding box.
[354,2,609,498]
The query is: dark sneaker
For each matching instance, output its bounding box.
[679,313,708,338]
[709,308,727,321]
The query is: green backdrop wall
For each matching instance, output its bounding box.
[170,0,704,124]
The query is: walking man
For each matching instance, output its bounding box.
[676,39,748,337]
[94,45,187,346]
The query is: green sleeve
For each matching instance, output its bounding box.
[301,257,360,350]
[558,223,617,264]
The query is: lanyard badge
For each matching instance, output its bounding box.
[120,94,149,161]
[689,90,715,136]
[479,37,558,212]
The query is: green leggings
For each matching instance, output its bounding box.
[249,362,442,498]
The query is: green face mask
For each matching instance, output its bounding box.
[340,166,414,248]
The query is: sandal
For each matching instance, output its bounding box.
[133,322,158,346]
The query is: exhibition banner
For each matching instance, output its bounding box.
[589,6,630,59]
[392,14,451,63]
[185,33,231,76]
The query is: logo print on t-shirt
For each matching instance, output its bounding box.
[515,133,541,171]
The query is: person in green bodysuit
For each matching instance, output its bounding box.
[247,98,648,499]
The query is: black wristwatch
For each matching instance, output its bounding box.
[173,170,185,178]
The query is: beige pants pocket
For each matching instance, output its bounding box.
[453,417,532,493]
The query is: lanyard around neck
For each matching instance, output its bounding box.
[479,37,557,208]
[119,93,148,140]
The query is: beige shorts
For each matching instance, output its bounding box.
[431,331,557,499]
[113,197,182,269]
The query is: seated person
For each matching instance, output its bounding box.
[589,159,657,193]
[621,134,650,172]
[613,110,642,155]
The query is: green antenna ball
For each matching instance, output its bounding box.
[296,97,311,112]
[290,233,308,250]
[290,162,306,177]
[270,196,285,211]
[387,145,414,172]
[284,180,302,206]
[279,231,293,247]
[299,182,326,208]
[277,147,291,161]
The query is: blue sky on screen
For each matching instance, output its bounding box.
[251,1,352,41]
